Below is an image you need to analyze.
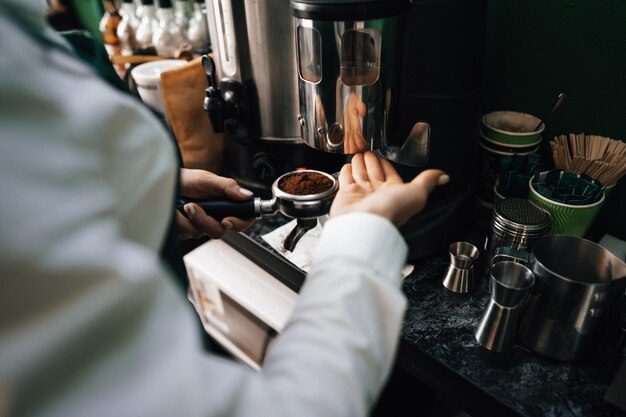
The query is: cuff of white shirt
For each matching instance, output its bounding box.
[314,213,408,286]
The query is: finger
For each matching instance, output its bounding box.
[181,169,253,200]
[221,217,255,232]
[184,203,227,239]
[364,151,385,182]
[338,163,355,186]
[347,135,356,154]
[354,133,367,153]
[380,158,403,183]
[344,131,353,154]
[356,100,366,117]
[222,178,254,201]
[409,169,448,194]
[351,153,369,183]
[176,210,202,239]
[204,176,253,201]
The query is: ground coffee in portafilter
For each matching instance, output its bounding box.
[278,172,333,195]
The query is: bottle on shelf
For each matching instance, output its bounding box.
[153,0,191,58]
[187,0,210,55]
[174,0,192,32]
[99,0,125,75]
[99,0,122,57]
[117,0,140,55]
[134,0,143,19]
[135,0,158,54]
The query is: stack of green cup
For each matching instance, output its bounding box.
[478,111,544,205]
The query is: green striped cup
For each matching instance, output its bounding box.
[528,174,606,237]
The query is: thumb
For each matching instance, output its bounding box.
[409,169,449,193]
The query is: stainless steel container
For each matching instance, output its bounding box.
[475,261,535,352]
[519,235,626,361]
[442,242,479,293]
[483,198,551,276]
[207,0,302,142]
[291,0,406,154]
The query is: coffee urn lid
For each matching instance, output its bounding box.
[291,0,408,20]
[492,198,552,237]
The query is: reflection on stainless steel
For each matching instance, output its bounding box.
[245,0,302,142]
[491,246,529,267]
[283,218,318,252]
[484,198,551,278]
[207,0,302,142]
[475,261,535,352]
[378,122,430,166]
[442,242,479,293]
[518,235,626,361]
[295,17,400,154]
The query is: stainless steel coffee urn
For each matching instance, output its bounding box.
[204,0,343,195]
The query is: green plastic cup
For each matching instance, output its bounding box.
[528,174,606,237]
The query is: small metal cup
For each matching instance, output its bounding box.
[475,261,535,352]
[442,242,480,293]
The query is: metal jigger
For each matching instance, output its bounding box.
[475,261,535,352]
[442,242,480,293]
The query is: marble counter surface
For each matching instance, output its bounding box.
[400,250,626,417]
[236,218,626,417]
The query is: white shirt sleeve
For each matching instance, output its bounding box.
[184,213,409,417]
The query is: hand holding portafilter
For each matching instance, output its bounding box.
[177,170,338,249]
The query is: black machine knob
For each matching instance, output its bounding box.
[252,152,278,182]
[202,54,225,132]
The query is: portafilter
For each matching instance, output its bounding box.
[177,170,338,251]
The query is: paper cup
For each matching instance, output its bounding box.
[131,59,186,114]
[482,111,544,146]
[528,174,606,237]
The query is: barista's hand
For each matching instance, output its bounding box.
[177,168,255,239]
[330,152,449,227]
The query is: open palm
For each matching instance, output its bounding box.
[330,152,447,227]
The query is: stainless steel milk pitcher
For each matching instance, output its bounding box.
[518,235,626,361]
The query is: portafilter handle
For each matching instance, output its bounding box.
[176,197,276,221]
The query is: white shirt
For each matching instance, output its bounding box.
[0,3,409,417]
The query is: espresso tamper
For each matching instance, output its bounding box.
[442,242,479,293]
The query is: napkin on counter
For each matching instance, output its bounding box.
[161,56,224,172]
[262,218,414,277]
[261,219,325,273]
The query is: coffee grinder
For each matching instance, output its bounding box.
[202,0,344,197]
[291,0,487,259]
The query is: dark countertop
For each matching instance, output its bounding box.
[232,216,626,417]
[400,250,626,417]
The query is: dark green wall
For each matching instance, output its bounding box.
[482,0,626,240]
